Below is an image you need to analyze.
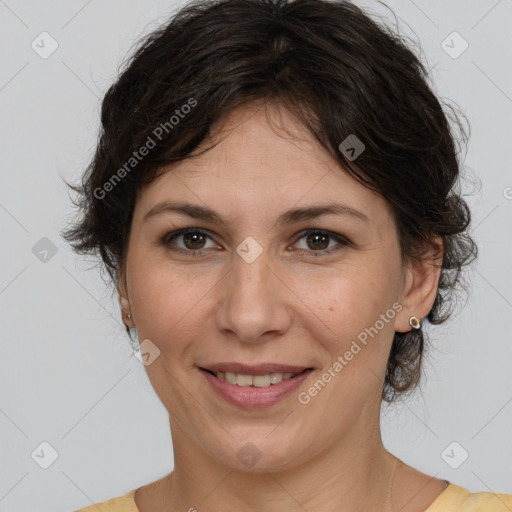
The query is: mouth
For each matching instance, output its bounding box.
[198,364,315,409]
[200,367,312,387]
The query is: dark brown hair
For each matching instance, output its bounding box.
[61,0,477,403]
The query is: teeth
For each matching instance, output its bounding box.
[216,371,298,387]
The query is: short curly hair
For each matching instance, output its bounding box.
[61,0,478,403]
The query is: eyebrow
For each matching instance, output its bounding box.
[143,201,370,226]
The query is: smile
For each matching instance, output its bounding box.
[209,370,299,387]
[199,367,314,409]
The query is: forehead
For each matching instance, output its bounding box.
[135,102,392,227]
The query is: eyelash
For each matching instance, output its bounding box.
[161,228,351,258]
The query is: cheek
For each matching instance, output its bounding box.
[127,241,401,356]
[302,275,398,407]
[302,264,396,335]
[296,268,400,401]
[127,254,228,359]
[128,258,197,339]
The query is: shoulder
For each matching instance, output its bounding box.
[74,488,140,512]
[426,483,512,511]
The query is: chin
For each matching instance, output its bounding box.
[208,433,311,473]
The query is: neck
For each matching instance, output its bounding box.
[162,416,396,512]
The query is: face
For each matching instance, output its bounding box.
[119,101,432,472]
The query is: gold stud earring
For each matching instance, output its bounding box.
[409,316,421,330]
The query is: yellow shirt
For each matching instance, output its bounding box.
[74,483,512,511]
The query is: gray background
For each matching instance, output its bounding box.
[0,0,511,510]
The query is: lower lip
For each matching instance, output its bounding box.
[199,368,314,409]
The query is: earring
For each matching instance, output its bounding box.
[409,316,421,330]
[127,313,132,320]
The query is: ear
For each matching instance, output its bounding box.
[395,238,443,333]
[117,264,135,329]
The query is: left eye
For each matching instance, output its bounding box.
[162,228,349,256]
[293,229,349,255]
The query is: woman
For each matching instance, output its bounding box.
[63,0,511,510]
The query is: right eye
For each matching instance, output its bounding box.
[161,228,219,255]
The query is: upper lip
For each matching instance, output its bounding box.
[200,363,311,376]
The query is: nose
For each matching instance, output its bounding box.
[215,243,293,343]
